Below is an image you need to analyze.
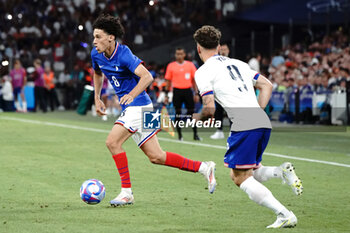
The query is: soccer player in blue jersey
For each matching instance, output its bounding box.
[193,25,303,228]
[91,14,216,206]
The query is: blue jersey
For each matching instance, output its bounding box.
[91,42,152,110]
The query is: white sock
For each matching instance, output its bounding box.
[253,166,282,183]
[22,101,27,112]
[198,162,208,175]
[91,105,97,117]
[122,188,132,195]
[15,101,21,111]
[240,176,290,216]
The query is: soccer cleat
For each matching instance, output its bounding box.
[266,211,297,229]
[202,161,216,194]
[110,191,134,207]
[210,130,225,139]
[280,162,303,195]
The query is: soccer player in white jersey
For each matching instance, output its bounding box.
[91,14,216,207]
[193,25,303,228]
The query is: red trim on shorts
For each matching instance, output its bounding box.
[114,121,137,133]
[235,164,257,169]
[224,163,261,169]
[254,163,262,169]
[138,129,161,147]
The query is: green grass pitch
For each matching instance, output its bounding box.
[0,112,349,233]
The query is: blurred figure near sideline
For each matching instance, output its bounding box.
[165,47,200,141]
[43,66,61,111]
[248,53,261,72]
[10,59,27,112]
[33,59,47,112]
[0,75,15,111]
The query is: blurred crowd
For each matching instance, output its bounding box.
[0,0,349,121]
[0,0,233,73]
[0,0,236,113]
[266,30,350,95]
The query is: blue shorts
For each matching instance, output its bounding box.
[224,128,271,169]
[13,87,22,99]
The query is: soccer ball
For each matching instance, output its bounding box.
[80,179,105,204]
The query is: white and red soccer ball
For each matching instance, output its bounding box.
[80,179,105,204]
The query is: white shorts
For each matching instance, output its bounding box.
[115,104,160,147]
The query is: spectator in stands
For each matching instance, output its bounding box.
[43,66,61,111]
[70,64,85,108]
[0,75,15,112]
[298,77,313,95]
[1,0,223,77]
[57,68,70,110]
[276,78,288,92]
[9,59,27,112]
[248,53,261,72]
[271,50,285,68]
[33,59,47,112]
[283,78,296,113]
[153,68,170,106]
[165,47,200,141]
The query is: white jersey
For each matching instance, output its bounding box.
[195,55,271,131]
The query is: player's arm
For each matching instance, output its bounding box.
[192,79,200,103]
[120,63,153,105]
[191,63,199,94]
[254,74,273,109]
[196,94,215,121]
[93,69,106,115]
[23,71,27,87]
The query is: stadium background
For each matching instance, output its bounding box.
[0,1,350,233]
[0,0,349,125]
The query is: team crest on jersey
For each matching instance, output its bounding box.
[143,110,161,130]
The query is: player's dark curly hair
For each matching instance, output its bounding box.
[193,25,221,49]
[92,14,125,39]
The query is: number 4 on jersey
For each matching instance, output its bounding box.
[227,65,248,92]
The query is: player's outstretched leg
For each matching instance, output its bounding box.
[140,136,217,194]
[165,153,216,193]
[232,170,297,228]
[280,162,303,195]
[253,163,303,196]
[106,124,134,207]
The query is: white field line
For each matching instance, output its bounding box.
[1,116,350,168]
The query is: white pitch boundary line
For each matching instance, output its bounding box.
[156,137,350,168]
[1,116,350,168]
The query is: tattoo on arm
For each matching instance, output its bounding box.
[200,95,215,120]
[203,96,211,107]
